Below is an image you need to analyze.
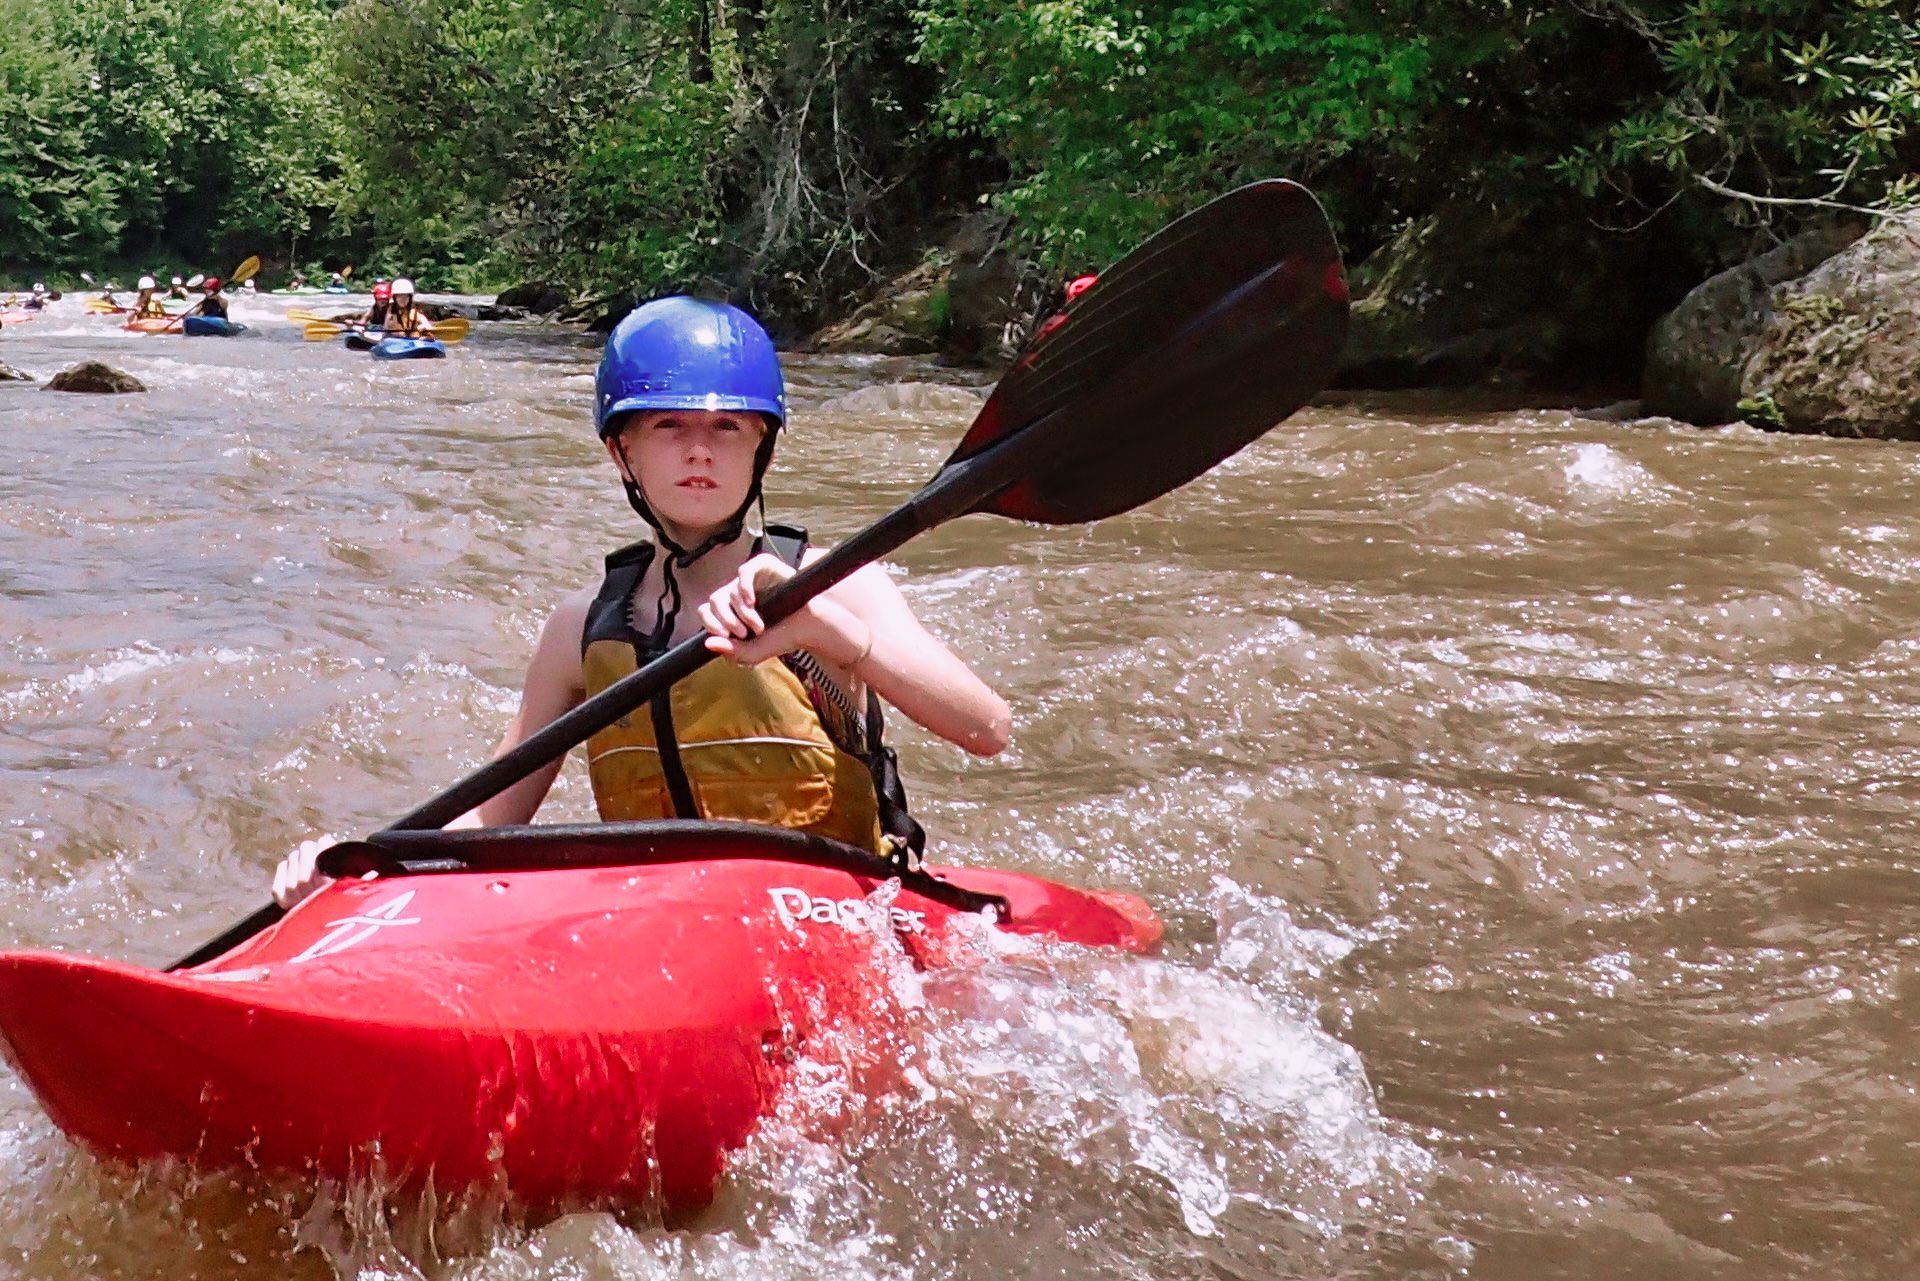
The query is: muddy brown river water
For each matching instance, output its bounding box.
[0,293,1915,1279]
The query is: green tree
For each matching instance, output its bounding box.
[0,0,120,270]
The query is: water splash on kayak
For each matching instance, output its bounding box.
[632,881,1420,1280]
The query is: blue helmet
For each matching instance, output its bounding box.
[594,296,785,440]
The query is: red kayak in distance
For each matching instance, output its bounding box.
[0,821,1160,1215]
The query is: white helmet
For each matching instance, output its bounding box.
[31,283,45,294]
[392,278,415,296]
[138,275,157,290]
[171,275,183,286]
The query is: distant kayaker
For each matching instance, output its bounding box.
[382,278,428,337]
[168,275,188,300]
[328,271,346,290]
[23,284,48,312]
[272,296,1011,906]
[132,276,166,319]
[196,277,230,321]
[288,272,309,290]
[361,280,393,331]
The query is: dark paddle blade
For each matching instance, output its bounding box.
[948,179,1346,524]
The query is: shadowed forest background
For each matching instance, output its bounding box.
[1,0,1914,336]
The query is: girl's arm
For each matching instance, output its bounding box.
[699,553,1012,757]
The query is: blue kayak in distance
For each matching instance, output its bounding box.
[343,329,382,351]
[182,316,247,337]
[369,336,447,360]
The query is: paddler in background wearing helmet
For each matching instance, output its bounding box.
[358,279,393,332]
[381,278,429,337]
[132,276,166,319]
[272,296,1011,906]
[168,275,188,300]
[22,284,50,312]
[195,277,230,321]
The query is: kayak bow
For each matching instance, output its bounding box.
[182,316,247,337]
[0,821,1157,1212]
[369,336,446,360]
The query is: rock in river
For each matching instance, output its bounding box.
[45,362,146,394]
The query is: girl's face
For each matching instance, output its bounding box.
[609,409,768,542]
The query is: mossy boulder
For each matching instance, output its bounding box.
[1641,222,1864,425]
[1735,217,1920,439]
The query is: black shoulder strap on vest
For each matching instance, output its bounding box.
[763,525,928,872]
[581,539,658,656]
[583,539,701,818]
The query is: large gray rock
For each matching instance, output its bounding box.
[1339,200,1675,389]
[1736,217,1920,438]
[44,362,145,393]
[1641,222,1864,424]
[494,281,570,314]
[942,212,1023,360]
[808,212,1030,362]
[810,257,946,356]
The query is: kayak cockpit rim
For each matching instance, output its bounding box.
[319,819,1012,919]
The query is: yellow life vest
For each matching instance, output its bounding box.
[579,528,923,860]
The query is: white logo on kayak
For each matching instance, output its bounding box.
[769,887,924,936]
[290,889,421,963]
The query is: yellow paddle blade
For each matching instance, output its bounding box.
[84,298,119,314]
[425,315,471,342]
[285,308,334,324]
[230,255,262,285]
[304,321,347,341]
[342,265,354,280]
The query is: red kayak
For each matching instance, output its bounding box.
[0,821,1158,1213]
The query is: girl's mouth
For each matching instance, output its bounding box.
[678,477,717,490]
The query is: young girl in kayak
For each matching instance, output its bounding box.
[382,279,430,337]
[273,296,1009,906]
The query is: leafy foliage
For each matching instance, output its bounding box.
[0,0,1913,307]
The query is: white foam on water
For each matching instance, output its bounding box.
[1559,442,1661,501]
[0,642,259,711]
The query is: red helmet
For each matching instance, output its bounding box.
[203,277,222,293]
[373,282,392,301]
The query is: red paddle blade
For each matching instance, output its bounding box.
[949,180,1348,526]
